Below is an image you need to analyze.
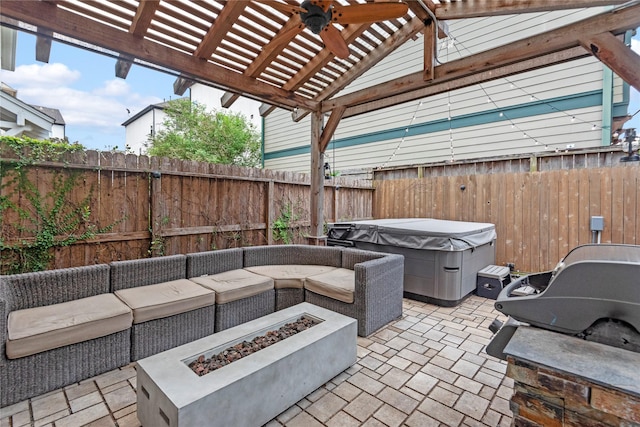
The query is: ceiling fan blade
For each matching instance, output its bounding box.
[268,20,306,51]
[331,2,409,24]
[253,0,307,15]
[320,24,350,59]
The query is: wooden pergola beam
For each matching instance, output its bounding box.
[580,31,640,92]
[173,76,194,96]
[423,19,436,81]
[130,0,159,37]
[315,17,425,111]
[35,33,52,63]
[194,2,247,59]
[115,0,159,79]
[319,106,346,153]
[283,23,369,94]
[343,46,588,118]
[406,2,449,39]
[220,18,303,108]
[282,23,370,123]
[259,103,277,117]
[291,18,423,123]
[323,2,640,115]
[0,0,318,111]
[434,0,629,19]
[115,55,133,79]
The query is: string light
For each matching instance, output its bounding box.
[447,41,455,163]
[450,38,604,152]
[381,98,424,167]
[381,30,606,167]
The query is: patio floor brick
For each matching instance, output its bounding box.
[0,296,513,426]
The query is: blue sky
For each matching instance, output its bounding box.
[1,29,639,151]
[2,33,177,150]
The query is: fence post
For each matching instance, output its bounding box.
[266,180,274,245]
[149,162,165,256]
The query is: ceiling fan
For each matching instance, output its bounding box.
[259,1,409,59]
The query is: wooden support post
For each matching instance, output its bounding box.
[308,111,326,246]
[423,19,436,81]
[266,180,275,245]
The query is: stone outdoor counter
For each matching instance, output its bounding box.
[136,303,357,427]
[503,325,640,426]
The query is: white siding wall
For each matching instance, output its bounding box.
[51,123,65,140]
[263,8,617,173]
[125,109,166,155]
[190,84,262,129]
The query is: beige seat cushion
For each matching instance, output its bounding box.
[305,268,355,304]
[6,294,133,359]
[244,265,337,289]
[190,269,274,304]
[115,279,215,324]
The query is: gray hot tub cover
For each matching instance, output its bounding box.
[329,218,496,252]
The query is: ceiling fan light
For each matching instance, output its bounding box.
[306,16,327,34]
[300,0,332,34]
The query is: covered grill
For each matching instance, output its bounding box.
[487,243,640,359]
[327,218,496,306]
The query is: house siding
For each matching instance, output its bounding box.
[124,109,165,155]
[263,7,628,173]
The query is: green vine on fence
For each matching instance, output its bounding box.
[0,136,121,274]
[0,135,84,168]
[272,201,303,244]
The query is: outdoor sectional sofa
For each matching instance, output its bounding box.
[0,245,404,407]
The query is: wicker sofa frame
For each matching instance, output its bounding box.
[1,245,404,407]
[0,265,131,407]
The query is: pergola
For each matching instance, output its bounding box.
[2,0,639,244]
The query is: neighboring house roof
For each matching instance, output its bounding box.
[0,88,55,139]
[31,105,66,125]
[121,99,182,127]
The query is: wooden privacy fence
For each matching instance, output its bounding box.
[373,148,640,273]
[0,150,373,272]
[3,146,638,274]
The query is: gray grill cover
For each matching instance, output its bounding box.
[329,218,496,252]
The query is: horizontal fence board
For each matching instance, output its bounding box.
[373,160,640,273]
[0,151,373,273]
[2,147,637,274]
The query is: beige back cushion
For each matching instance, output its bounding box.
[114,279,215,324]
[244,265,337,289]
[7,293,132,359]
[304,268,355,304]
[190,269,274,304]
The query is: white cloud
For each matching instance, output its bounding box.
[0,63,162,130]
[2,63,80,86]
[94,79,131,97]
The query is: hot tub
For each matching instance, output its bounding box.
[328,218,496,306]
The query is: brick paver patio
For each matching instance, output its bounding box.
[0,296,513,427]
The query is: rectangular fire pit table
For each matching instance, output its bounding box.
[136,302,357,427]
